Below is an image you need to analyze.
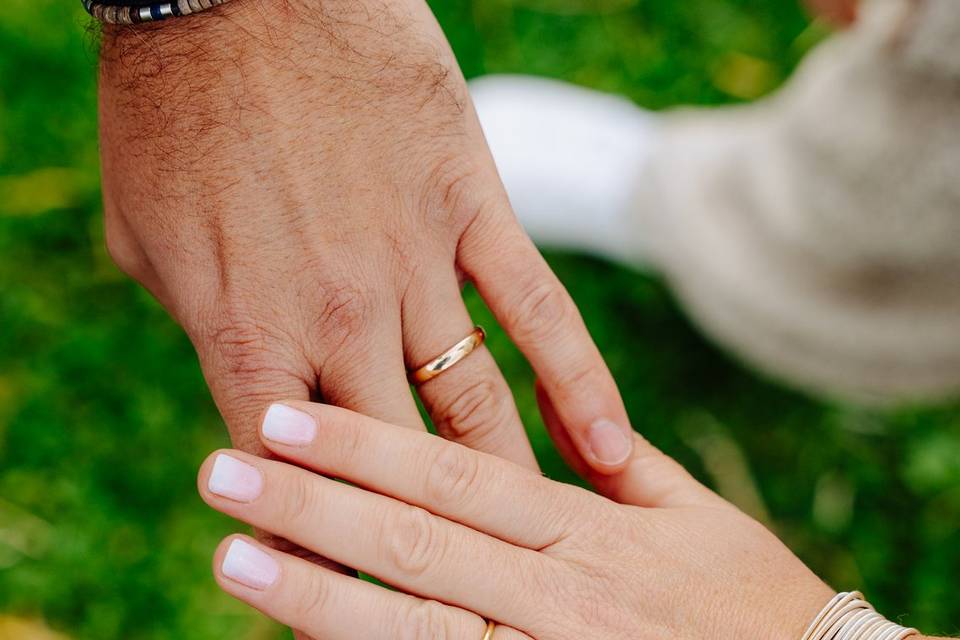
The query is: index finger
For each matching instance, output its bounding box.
[459,208,635,474]
[256,401,590,550]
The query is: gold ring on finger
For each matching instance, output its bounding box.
[407,326,486,386]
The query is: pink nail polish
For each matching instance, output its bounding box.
[208,454,263,502]
[222,539,279,590]
[588,419,632,465]
[262,404,317,446]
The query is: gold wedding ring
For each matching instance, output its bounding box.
[481,620,497,640]
[407,326,486,386]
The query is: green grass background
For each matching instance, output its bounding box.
[1,0,959,638]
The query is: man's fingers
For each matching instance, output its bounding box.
[402,270,539,470]
[213,535,533,640]
[316,315,425,432]
[196,325,315,456]
[537,382,727,510]
[459,209,634,474]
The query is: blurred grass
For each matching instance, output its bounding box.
[1,0,958,638]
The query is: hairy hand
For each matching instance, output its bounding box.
[98,0,633,468]
[197,398,835,640]
[98,7,633,638]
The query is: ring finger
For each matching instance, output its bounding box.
[214,535,532,640]
[401,269,538,471]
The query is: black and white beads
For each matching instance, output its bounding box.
[82,0,232,24]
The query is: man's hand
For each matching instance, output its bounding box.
[99,0,633,486]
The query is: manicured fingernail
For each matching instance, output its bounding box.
[588,419,632,465]
[262,404,316,446]
[222,539,279,590]
[208,454,263,502]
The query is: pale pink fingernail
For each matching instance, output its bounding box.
[588,419,632,465]
[262,404,316,446]
[208,454,263,502]
[222,539,279,590]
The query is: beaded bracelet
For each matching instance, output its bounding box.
[82,0,233,24]
[802,592,919,640]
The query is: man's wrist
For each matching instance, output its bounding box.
[99,0,290,67]
[98,0,460,148]
[96,0,465,215]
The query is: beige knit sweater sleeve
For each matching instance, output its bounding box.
[635,0,960,403]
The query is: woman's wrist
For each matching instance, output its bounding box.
[798,591,921,640]
[759,581,837,640]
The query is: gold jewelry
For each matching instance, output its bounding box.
[408,326,486,385]
[481,620,496,640]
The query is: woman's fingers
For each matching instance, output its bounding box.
[195,330,350,595]
[198,451,550,623]
[459,209,635,474]
[214,535,533,640]
[537,382,727,510]
[401,269,539,470]
[258,401,585,549]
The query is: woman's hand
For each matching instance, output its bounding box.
[198,399,834,640]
